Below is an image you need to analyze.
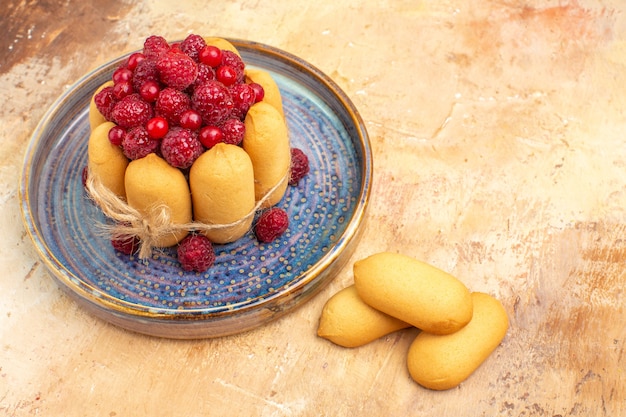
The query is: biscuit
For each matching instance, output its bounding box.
[353,252,473,335]
[317,285,411,348]
[124,153,192,247]
[406,292,509,390]
[189,143,256,244]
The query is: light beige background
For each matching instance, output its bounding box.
[2,0,625,415]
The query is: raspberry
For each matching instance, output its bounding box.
[155,87,191,125]
[179,34,207,62]
[143,35,170,59]
[230,83,255,120]
[157,50,198,91]
[111,233,140,255]
[255,208,289,243]
[191,63,216,90]
[192,80,233,126]
[161,127,204,169]
[94,86,117,121]
[220,50,245,83]
[289,148,310,186]
[220,118,245,145]
[177,233,215,272]
[122,126,160,160]
[111,94,153,129]
[132,58,159,92]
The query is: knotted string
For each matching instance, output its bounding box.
[85,168,289,259]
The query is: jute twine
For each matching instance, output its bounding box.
[85,168,290,259]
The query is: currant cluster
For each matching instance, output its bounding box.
[94,34,265,170]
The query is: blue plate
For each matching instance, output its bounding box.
[19,39,372,339]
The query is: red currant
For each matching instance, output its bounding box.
[146,116,169,139]
[112,67,133,84]
[249,82,265,103]
[199,45,222,68]
[139,80,160,102]
[127,52,145,71]
[113,81,133,99]
[216,65,238,86]
[108,125,126,146]
[199,125,223,148]
[179,109,202,130]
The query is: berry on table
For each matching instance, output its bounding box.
[177,233,216,272]
[111,233,140,255]
[255,208,289,243]
[289,148,310,186]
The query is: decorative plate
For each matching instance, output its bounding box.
[19,39,372,339]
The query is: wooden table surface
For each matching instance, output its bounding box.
[2,0,625,415]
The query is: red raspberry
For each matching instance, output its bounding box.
[177,234,215,272]
[157,50,198,91]
[132,58,160,92]
[121,126,160,160]
[111,94,153,129]
[94,86,117,121]
[220,50,245,83]
[191,63,216,90]
[230,83,255,120]
[220,118,245,145]
[192,80,234,126]
[161,127,204,169]
[111,233,140,255]
[255,208,289,243]
[179,34,207,62]
[155,87,191,125]
[143,35,170,59]
[289,148,310,186]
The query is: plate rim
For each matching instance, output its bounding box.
[18,39,372,335]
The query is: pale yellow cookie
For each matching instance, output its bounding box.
[189,143,256,244]
[317,285,411,348]
[353,252,473,335]
[124,153,191,247]
[406,292,509,390]
[203,37,241,56]
[242,101,290,207]
[87,121,128,199]
[245,68,284,119]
